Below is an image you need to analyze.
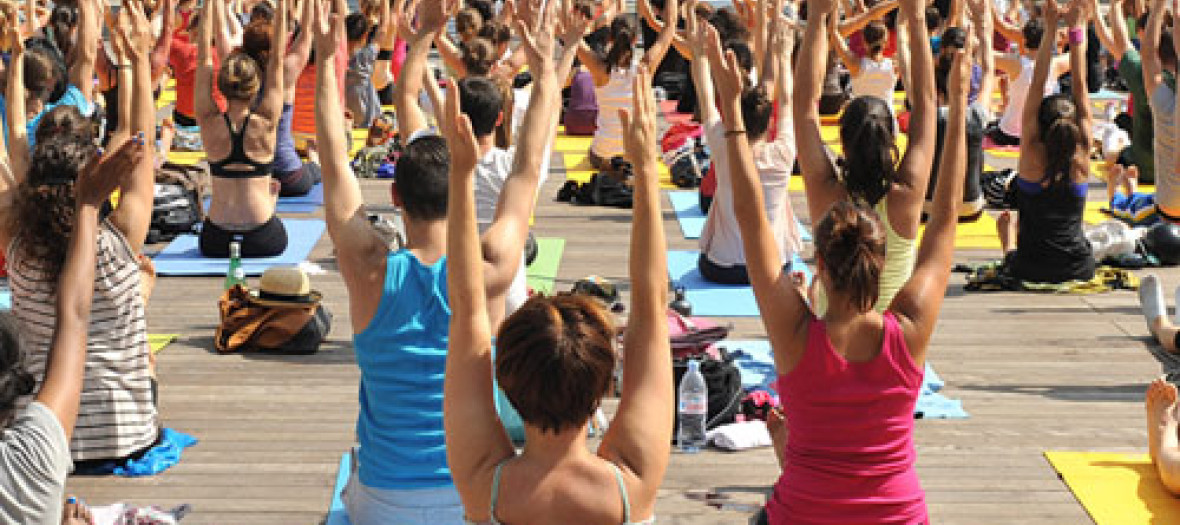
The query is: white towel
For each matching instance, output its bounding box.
[706,421,773,451]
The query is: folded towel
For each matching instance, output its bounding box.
[706,421,772,451]
[75,428,198,477]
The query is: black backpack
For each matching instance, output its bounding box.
[671,350,743,438]
[147,163,207,244]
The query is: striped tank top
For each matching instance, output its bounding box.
[8,221,158,461]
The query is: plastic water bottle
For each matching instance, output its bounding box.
[677,360,708,453]
[224,241,246,290]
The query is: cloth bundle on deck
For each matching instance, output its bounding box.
[963,262,1139,293]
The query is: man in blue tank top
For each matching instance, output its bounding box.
[311,0,565,521]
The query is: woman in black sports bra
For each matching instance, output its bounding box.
[194,0,290,258]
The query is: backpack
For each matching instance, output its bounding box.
[352,144,394,179]
[148,163,208,244]
[672,349,743,435]
[661,122,710,189]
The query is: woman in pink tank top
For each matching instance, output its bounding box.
[697,1,973,520]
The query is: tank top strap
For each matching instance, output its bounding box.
[880,311,923,384]
[490,458,509,516]
[609,462,632,523]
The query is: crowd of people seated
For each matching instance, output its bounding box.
[6,0,1180,522]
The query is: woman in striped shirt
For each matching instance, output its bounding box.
[0,0,162,465]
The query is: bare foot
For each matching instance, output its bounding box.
[1146,378,1178,464]
[1125,165,1140,196]
[1106,164,1124,205]
[61,496,93,525]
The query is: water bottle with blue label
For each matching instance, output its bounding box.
[677,360,708,453]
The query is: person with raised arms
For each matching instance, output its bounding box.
[312,0,561,520]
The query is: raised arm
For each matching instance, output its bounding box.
[441,74,515,520]
[394,0,451,139]
[37,138,145,438]
[969,0,995,104]
[1143,0,1167,96]
[69,0,101,103]
[479,0,562,299]
[107,0,158,252]
[434,33,469,77]
[640,0,680,71]
[257,0,289,119]
[838,0,897,36]
[794,0,846,223]
[105,15,135,164]
[150,0,176,82]
[1065,0,1093,163]
[684,3,719,125]
[1019,2,1059,161]
[1105,0,1132,61]
[5,27,29,189]
[891,0,937,234]
[372,0,399,91]
[830,7,862,75]
[216,0,244,61]
[311,0,388,332]
[709,21,809,373]
[596,65,673,496]
[891,40,969,363]
[991,4,1025,47]
[194,0,222,121]
[284,0,315,94]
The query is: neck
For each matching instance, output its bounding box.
[402,215,448,264]
[820,283,866,323]
[226,100,252,117]
[520,423,594,464]
[477,134,495,156]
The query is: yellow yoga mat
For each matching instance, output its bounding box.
[552,134,593,153]
[914,211,1002,250]
[149,334,178,355]
[1044,450,1180,525]
[167,151,205,166]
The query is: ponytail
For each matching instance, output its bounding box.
[1038,94,1083,190]
[604,16,636,72]
[814,201,887,313]
[840,96,900,207]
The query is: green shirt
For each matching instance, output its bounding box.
[1120,48,1157,182]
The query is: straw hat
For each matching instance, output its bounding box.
[248,266,323,308]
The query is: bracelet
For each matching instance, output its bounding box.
[725,129,747,137]
[1068,27,1084,45]
[377,49,394,60]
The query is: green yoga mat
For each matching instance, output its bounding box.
[526,238,566,294]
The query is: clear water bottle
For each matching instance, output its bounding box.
[677,360,708,453]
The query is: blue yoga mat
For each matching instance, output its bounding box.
[725,339,968,419]
[667,250,812,317]
[151,219,326,276]
[325,452,352,525]
[668,191,707,239]
[0,289,10,310]
[202,184,324,214]
[666,191,812,241]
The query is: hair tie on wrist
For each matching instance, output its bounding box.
[725,129,747,137]
[377,49,394,60]
[1068,27,1084,45]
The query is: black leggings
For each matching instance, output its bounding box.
[698,254,796,285]
[198,216,288,258]
[986,124,1020,146]
[275,162,322,197]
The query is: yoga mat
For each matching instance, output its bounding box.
[149,334,178,355]
[667,191,812,242]
[552,134,593,153]
[666,250,812,317]
[916,211,1002,250]
[151,218,326,276]
[668,191,707,239]
[325,452,353,525]
[725,340,967,418]
[1044,451,1180,525]
[167,151,205,166]
[526,238,565,294]
[0,289,10,310]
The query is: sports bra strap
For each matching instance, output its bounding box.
[610,463,632,523]
[490,458,508,518]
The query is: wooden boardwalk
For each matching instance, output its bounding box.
[62,147,1166,524]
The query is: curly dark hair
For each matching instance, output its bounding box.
[0,313,34,424]
[10,107,97,280]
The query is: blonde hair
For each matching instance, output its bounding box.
[217,53,262,102]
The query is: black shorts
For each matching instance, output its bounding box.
[986,124,1020,146]
[172,110,197,128]
[275,162,322,197]
[698,253,751,285]
[198,216,288,258]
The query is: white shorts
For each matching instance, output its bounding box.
[342,454,465,525]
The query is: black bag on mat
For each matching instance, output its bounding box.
[147,163,208,244]
[671,350,743,439]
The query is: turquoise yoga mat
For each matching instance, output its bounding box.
[151,218,325,276]
[666,191,813,242]
[723,339,969,419]
[666,250,812,317]
[325,452,352,525]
